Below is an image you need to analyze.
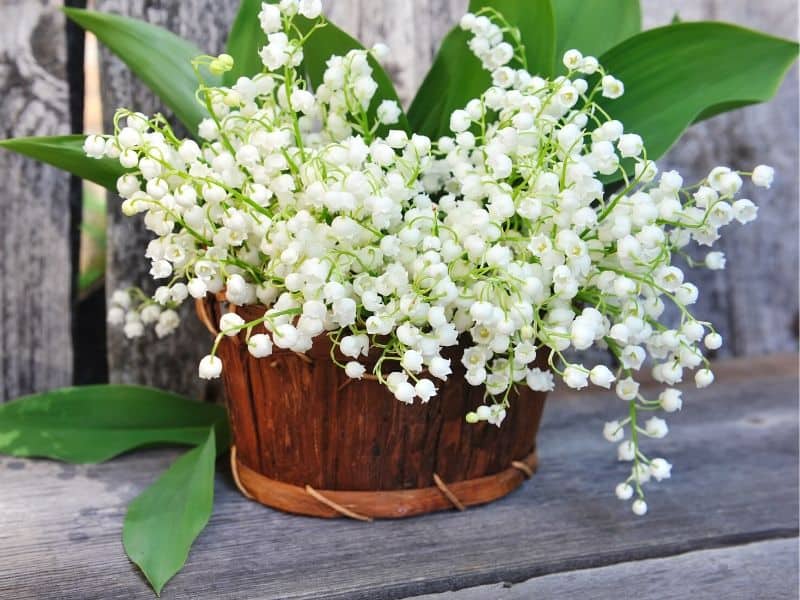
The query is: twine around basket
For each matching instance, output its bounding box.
[229,444,538,520]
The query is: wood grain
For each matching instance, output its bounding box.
[409,538,800,599]
[0,361,795,599]
[0,0,74,401]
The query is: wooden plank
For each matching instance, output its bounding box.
[96,0,240,400]
[0,363,796,599]
[408,538,799,599]
[0,0,74,401]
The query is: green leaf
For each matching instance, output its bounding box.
[597,22,798,164]
[223,0,267,86]
[63,7,217,133]
[552,0,641,69]
[408,0,556,139]
[0,135,125,190]
[123,429,217,595]
[0,384,230,463]
[294,15,410,134]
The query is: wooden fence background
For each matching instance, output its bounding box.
[1,0,797,402]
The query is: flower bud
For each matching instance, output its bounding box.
[632,499,648,516]
[615,482,633,500]
[198,355,222,379]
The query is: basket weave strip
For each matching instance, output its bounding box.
[304,485,373,521]
[196,297,219,337]
[229,446,538,519]
[229,446,255,500]
[432,473,467,511]
[510,460,535,478]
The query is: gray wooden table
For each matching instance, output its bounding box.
[1,355,797,599]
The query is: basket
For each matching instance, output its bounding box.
[197,294,548,520]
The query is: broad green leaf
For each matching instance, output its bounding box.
[0,135,125,190]
[552,0,641,69]
[123,429,217,595]
[223,0,267,86]
[597,22,798,164]
[692,100,754,123]
[63,7,217,133]
[0,384,230,463]
[408,0,556,139]
[294,14,410,134]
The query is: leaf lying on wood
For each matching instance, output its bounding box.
[123,429,218,595]
[0,384,230,463]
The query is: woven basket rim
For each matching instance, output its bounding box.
[230,446,538,520]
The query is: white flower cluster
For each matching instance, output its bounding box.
[87,2,774,515]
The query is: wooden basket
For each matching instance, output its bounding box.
[197,295,548,520]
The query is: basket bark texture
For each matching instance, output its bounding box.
[198,295,548,519]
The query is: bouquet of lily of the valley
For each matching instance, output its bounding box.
[1,0,796,594]
[81,0,783,516]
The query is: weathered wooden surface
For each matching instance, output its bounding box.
[0,356,796,599]
[96,0,240,400]
[0,0,74,401]
[411,538,799,599]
